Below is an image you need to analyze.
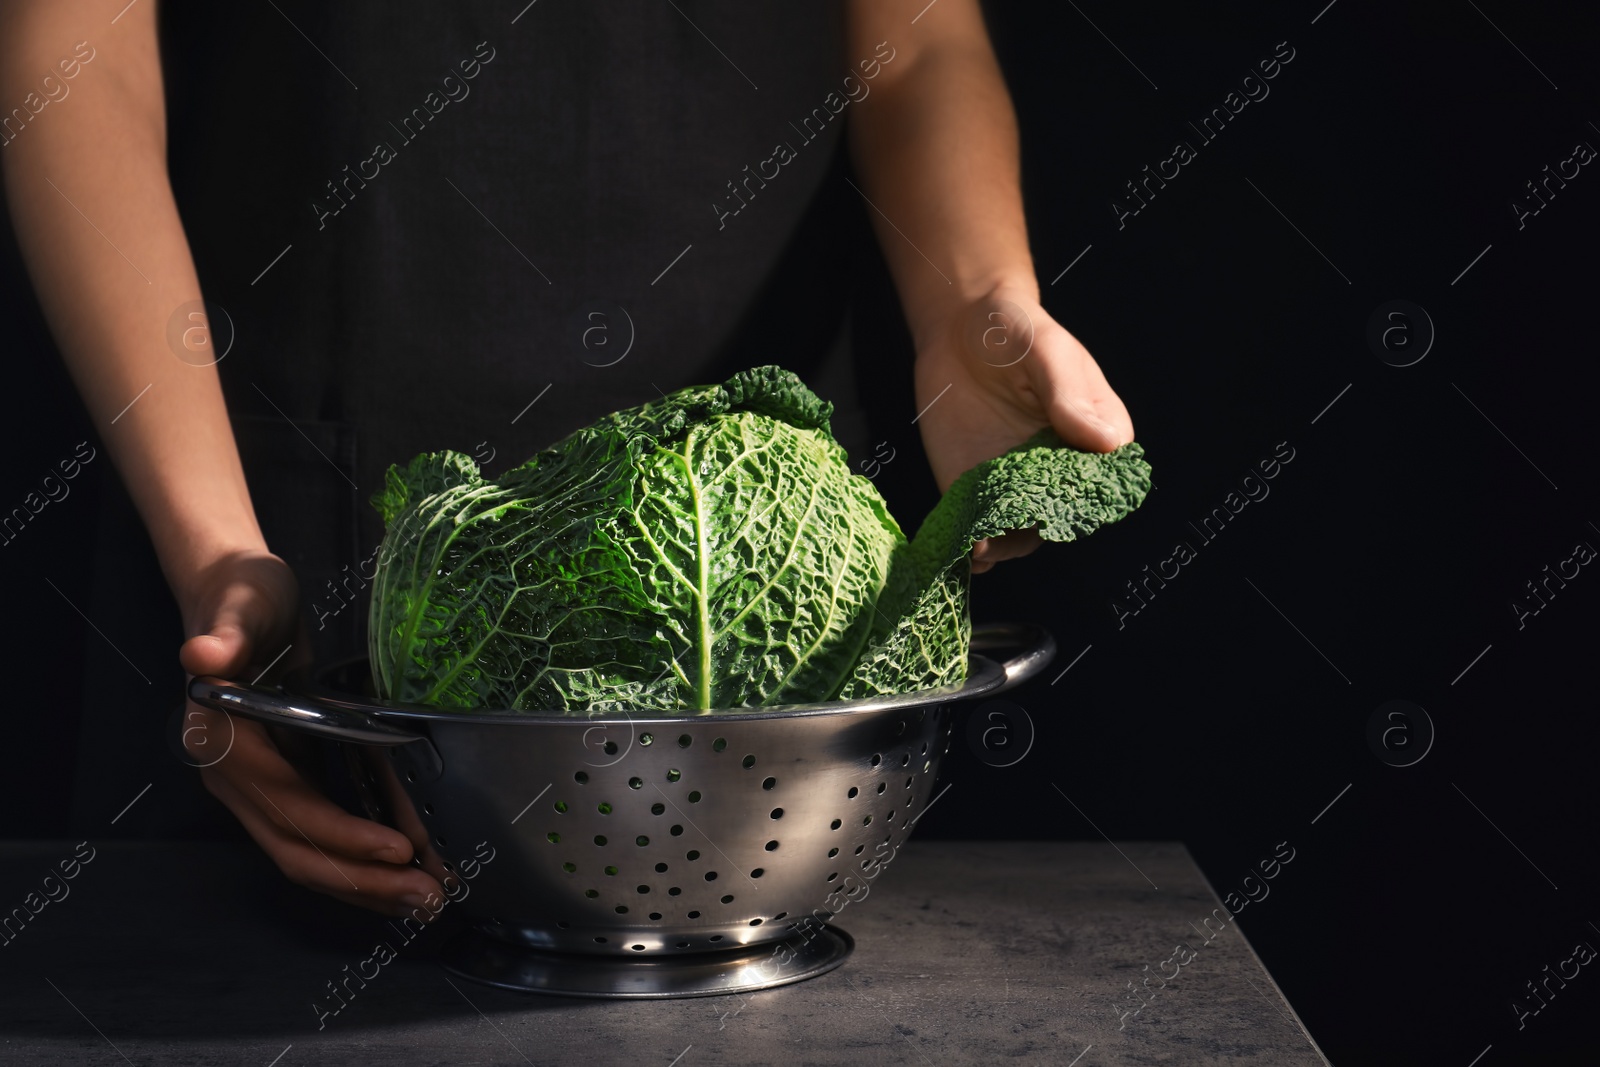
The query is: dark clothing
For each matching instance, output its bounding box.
[71,1,890,835]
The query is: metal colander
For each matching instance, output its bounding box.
[188,623,1053,997]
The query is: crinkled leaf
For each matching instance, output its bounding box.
[838,431,1152,699]
[368,369,1151,714]
[368,367,900,713]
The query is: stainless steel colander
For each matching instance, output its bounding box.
[187,623,1053,997]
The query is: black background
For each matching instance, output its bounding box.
[4,1,1597,1063]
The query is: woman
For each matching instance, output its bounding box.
[1,0,1132,916]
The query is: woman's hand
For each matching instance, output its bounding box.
[914,281,1135,573]
[178,549,445,917]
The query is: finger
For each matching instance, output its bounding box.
[971,530,1043,574]
[204,766,444,916]
[179,581,276,678]
[179,560,297,679]
[207,717,418,864]
[1028,341,1135,453]
[1049,392,1132,453]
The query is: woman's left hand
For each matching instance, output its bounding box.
[913,281,1135,573]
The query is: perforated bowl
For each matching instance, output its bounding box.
[187,622,1053,997]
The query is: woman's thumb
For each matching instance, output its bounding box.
[179,577,278,679]
[1049,392,1133,454]
[179,625,254,680]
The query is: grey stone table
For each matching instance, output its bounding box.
[0,840,1327,1065]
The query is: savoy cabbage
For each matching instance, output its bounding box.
[368,366,1149,713]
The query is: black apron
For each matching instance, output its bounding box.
[75,0,881,835]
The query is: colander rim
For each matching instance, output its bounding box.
[285,652,1010,726]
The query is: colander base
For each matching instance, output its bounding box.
[439,924,853,998]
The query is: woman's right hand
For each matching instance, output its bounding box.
[178,549,445,918]
[2,1,441,917]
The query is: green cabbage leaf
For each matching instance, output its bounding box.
[368,366,1149,713]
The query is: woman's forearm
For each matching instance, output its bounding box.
[1,1,266,606]
[846,0,1037,349]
